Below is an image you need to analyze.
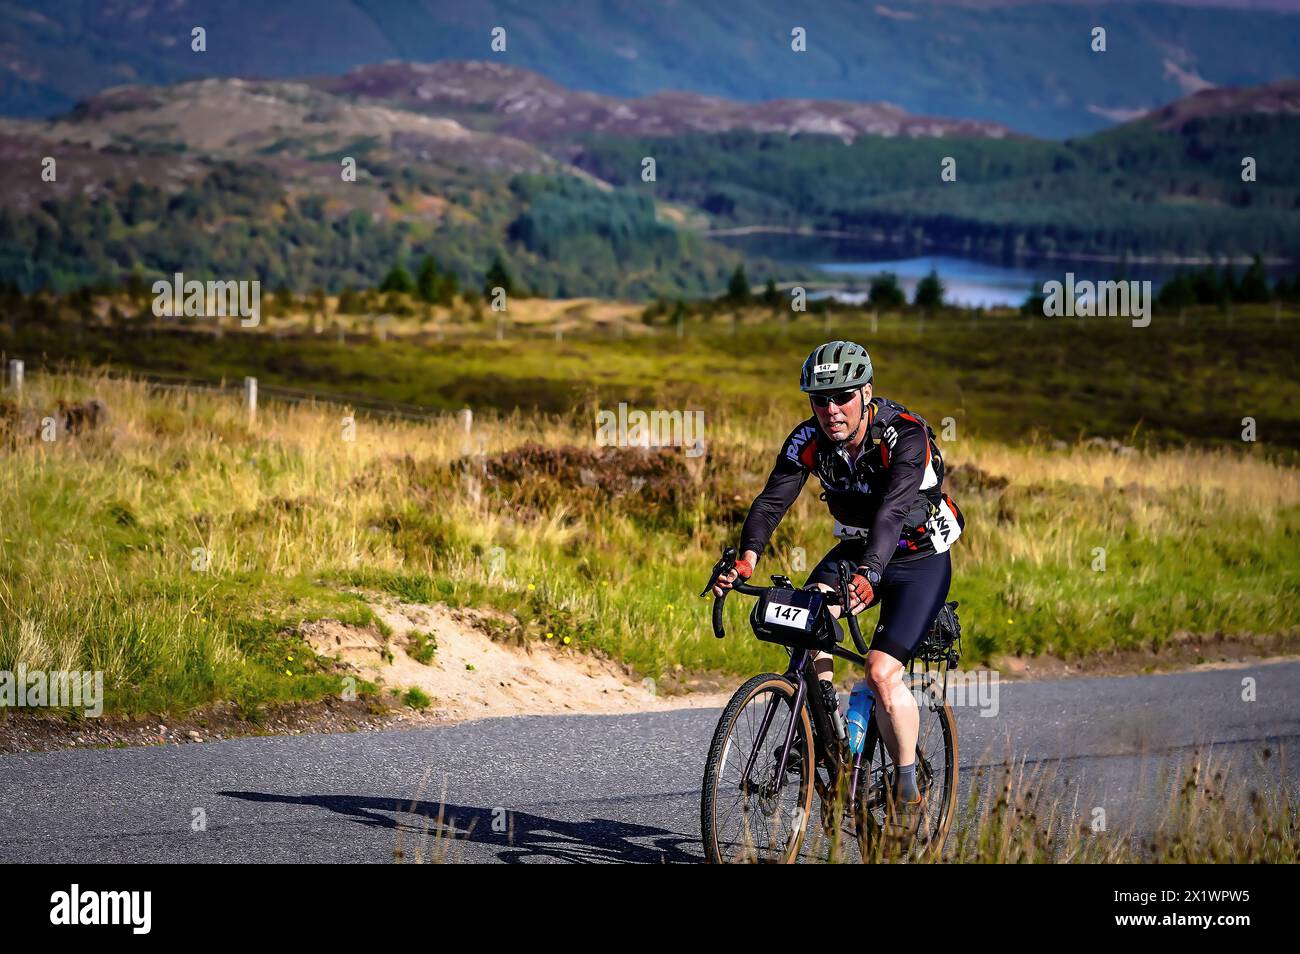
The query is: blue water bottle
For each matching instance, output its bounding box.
[845,680,875,755]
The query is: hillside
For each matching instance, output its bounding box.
[3,1,1300,138]
[0,77,751,297]
[2,68,1298,296]
[1134,77,1300,130]
[572,82,1300,262]
[313,60,1020,143]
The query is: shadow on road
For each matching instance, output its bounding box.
[220,790,701,863]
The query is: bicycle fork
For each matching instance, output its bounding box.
[740,650,810,792]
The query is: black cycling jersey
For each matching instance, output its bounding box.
[738,396,964,577]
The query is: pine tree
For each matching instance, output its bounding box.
[1190,267,1222,305]
[1156,271,1195,312]
[1238,255,1271,303]
[439,269,459,306]
[913,269,945,311]
[416,256,441,304]
[727,265,751,303]
[868,272,905,309]
[484,254,515,298]
[380,263,414,295]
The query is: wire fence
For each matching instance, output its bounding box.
[10,357,467,426]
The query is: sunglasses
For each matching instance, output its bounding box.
[809,389,860,408]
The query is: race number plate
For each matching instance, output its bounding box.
[763,589,819,631]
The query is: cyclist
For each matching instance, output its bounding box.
[712,340,963,826]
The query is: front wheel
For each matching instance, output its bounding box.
[701,673,814,863]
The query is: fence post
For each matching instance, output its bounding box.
[459,408,473,435]
[7,358,22,392]
[244,376,257,422]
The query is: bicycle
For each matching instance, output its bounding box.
[698,545,962,863]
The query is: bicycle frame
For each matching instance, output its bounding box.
[739,643,878,817]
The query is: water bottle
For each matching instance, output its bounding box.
[845,680,875,755]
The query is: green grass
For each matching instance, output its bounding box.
[1,304,1298,717]
[406,630,438,665]
[7,300,1299,448]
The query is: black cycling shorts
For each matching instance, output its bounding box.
[803,543,952,664]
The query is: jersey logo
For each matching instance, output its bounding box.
[785,423,818,465]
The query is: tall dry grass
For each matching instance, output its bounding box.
[1,368,1297,715]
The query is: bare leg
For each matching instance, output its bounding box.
[867,649,917,767]
[808,583,847,684]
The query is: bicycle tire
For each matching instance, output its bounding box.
[701,673,815,864]
[855,694,959,859]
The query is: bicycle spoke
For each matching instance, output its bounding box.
[709,684,807,862]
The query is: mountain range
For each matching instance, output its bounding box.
[3,0,1300,137]
[1,59,1297,297]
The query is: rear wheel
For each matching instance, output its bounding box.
[701,673,814,864]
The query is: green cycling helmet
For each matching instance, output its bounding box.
[799,340,873,393]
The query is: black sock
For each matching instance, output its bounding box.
[895,762,919,801]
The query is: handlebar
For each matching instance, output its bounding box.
[834,559,869,654]
[702,545,868,655]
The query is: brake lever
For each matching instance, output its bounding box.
[704,546,737,638]
[700,545,737,598]
[836,560,869,655]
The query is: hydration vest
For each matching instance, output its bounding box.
[795,397,964,554]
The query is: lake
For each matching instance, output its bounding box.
[716,235,1288,308]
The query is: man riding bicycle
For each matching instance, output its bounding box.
[711,340,963,823]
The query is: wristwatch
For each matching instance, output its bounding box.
[860,567,881,587]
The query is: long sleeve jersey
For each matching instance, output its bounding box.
[739,396,962,577]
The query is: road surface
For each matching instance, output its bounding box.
[2,661,1297,863]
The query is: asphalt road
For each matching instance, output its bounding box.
[2,660,1297,863]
